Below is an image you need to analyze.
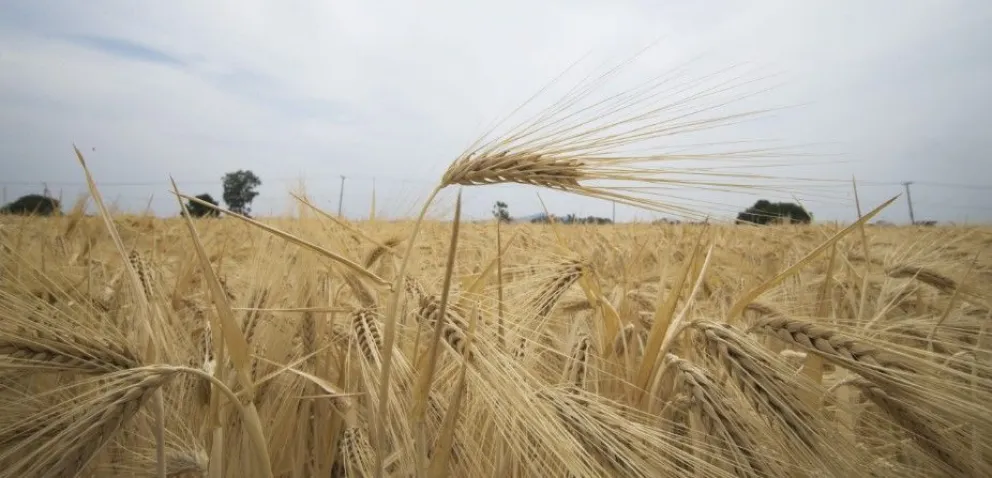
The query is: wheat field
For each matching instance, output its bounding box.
[0,208,990,477]
[2,54,991,477]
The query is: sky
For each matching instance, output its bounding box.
[0,0,990,224]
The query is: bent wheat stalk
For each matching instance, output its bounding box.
[374,57,830,475]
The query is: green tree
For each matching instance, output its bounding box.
[492,200,511,223]
[0,194,61,216]
[183,193,221,218]
[736,200,812,225]
[222,170,261,216]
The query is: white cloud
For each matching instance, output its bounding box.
[1,0,990,223]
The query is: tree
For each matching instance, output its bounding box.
[530,213,553,224]
[0,194,61,216]
[736,200,812,225]
[183,193,221,218]
[584,215,613,225]
[492,200,511,223]
[527,212,611,224]
[221,170,261,216]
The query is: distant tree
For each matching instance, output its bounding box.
[183,193,221,218]
[530,213,553,224]
[492,200,511,223]
[528,212,612,225]
[736,200,812,225]
[584,215,613,225]
[0,194,61,216]
[221,170,261,216]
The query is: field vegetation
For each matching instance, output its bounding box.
[1,208,989,477]
[1,53,989,477]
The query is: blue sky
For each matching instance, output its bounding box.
[1,0,990,223]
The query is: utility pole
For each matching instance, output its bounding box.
[337,175,346,218]
[902,181,916,225]
[612,201,616,223]
[370,177,376,221]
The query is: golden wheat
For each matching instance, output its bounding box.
[2,51,990,477]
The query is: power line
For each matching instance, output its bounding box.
[0,173,437,188]
[0,178,987,191]
[1,175,991,191]
[912,181,992,191]
[821,180,992,190]
[913,202,992,212]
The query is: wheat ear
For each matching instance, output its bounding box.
[748,315,908,373]
[563,334,593,391]
[691,321,815,445]
[850,379,971,476]
[531,259,585,319]
[886,264,989,309]
[343,273,377,308]
[364,237,402,268]
[442,152,585,189]
[335,396,375,477]
[2,367,178,477]
[0,336,139,374]
[886,265,959,294]
[165,448,208,477]
[663,353,770,478]
[352,307,384,364]
[128,249,156,300]
[686,320,869,477]
[535,389,647,476]
[416,294,473,360]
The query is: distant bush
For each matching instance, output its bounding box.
[0,194,61,216]
[183,193,221,218]
[492,201,511,223]
[736,200,812,225]
[530,213,612,224]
